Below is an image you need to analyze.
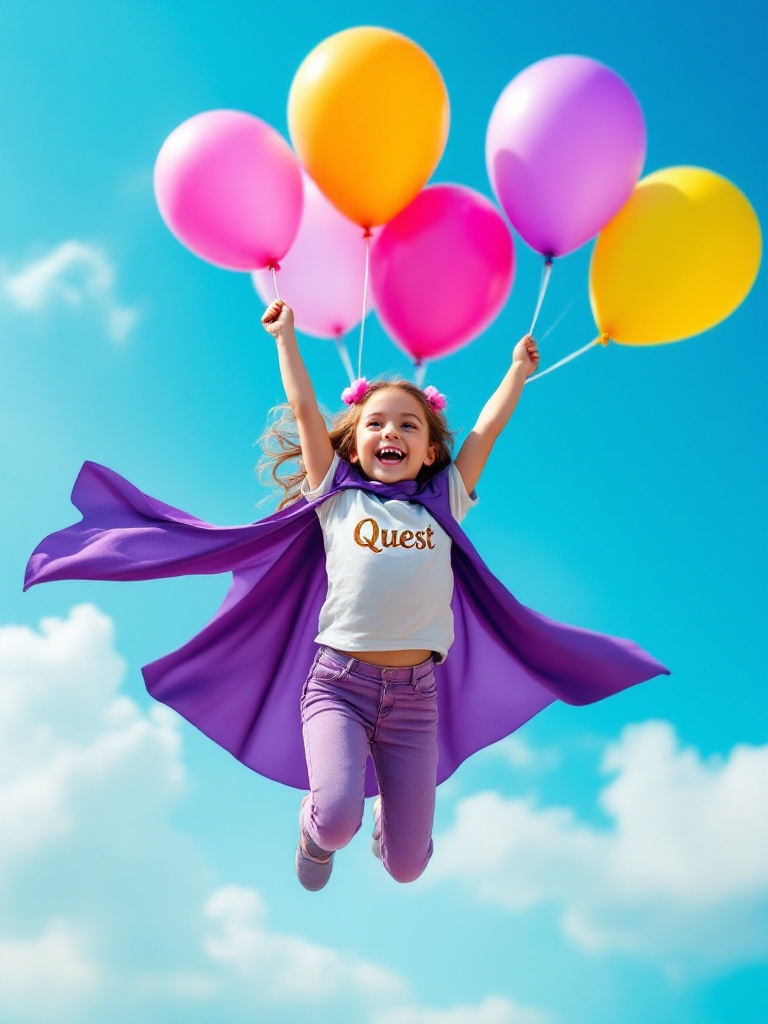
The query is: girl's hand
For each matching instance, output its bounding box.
[512,334,540,377]
[261,300,294,339]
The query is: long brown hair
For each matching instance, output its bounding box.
[258,380,455,510]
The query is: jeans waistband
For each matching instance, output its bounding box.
[316,646,434,684]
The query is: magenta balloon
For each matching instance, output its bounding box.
[371,185,515,363]
[486,55,646,257]
[154,110,303,271]
[252,176,375,338]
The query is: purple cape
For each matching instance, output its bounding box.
[25,458,669,796]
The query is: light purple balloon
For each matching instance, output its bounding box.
[486,55,646,257]
[253,175,375,339]
[154,110,303,271]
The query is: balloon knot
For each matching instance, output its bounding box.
[598,333,610,346]
[268,260,281,272]
[362,227,373,239]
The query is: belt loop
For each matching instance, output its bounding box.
[342,656,353,680]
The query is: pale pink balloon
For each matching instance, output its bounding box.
[370,185,515,362]
[253,176,375,338]
[154,110,303,271]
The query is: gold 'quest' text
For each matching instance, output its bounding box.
[353,517,436,554]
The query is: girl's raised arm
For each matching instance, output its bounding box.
[454,335,539,495]
[261,301,334,490]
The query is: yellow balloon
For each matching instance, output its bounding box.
[288,27,450,229]
[590,166,761,345]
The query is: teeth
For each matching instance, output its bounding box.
[377,448,404,461]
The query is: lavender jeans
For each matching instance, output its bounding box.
[299,645,439,883]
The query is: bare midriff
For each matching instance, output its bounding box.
[335,648,433,667]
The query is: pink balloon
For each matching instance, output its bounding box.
[486,55,646,257]
[371,185,515,363]
[154,110,303,271]
[252,176,375,338]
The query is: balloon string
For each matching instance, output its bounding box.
[334,337,355,384]
[529,257,554,335]
[538,297,576,342]
[357,231,372,379]
[271,265,281,301]
[414,362,428,387]
[525,338,600,385]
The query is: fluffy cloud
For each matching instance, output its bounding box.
[0,921,99,1024]
[0,607,387,1020]
[2,240,140,341]
[431,721,768,971]
[0,605,193,1021]
[204,885,406,1003]
[0,605,182,872]
[3,606,550,1024]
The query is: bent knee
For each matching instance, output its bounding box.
[383,841,433,884]
[312,804,363,851]
[386,862,428,884]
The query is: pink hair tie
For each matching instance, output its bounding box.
[341,378,370,405]
[422,385,447,412]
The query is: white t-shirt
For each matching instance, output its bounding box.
[301,454,477,661]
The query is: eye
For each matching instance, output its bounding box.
[366,419,381,428]
[402,422,417,430]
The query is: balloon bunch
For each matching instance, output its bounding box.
[485,54,761,373]
[153,30,762,386]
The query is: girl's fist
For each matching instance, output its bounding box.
[261,300,294,338]
[513,334,540,377]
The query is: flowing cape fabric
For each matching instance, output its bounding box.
[25,459,669,796]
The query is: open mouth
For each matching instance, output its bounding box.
[375,447,405,464]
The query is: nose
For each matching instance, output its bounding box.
[382,421,400,439]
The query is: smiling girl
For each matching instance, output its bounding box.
[25,299,667,900]
[261,298,540,890]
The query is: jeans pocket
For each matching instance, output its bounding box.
[413,669,437,699]
[312,660,346,684]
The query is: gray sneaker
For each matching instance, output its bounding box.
[371,796,382,860]
[295,796,334,891]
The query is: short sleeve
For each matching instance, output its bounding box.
[300,452,339,501]
[447,463,478,523]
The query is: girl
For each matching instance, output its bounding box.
[25,302,668,893]
[261,297,540,890]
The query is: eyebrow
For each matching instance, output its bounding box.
[364,411,424,424]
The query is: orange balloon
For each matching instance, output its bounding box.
[288,27,450,228]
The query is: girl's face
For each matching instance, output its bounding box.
[351,388,437,483]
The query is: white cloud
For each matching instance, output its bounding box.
[0,605,182,870]
[430,721,768,970]
[204,885,406,1003]
[373,996,554,1024]
[2,240,140,341]
[598,722,768,905]
[0,605,193,1020]
[0,605,448,1024]
[0,920,99,1023]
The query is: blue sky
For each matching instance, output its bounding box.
[1,1,766,1022]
